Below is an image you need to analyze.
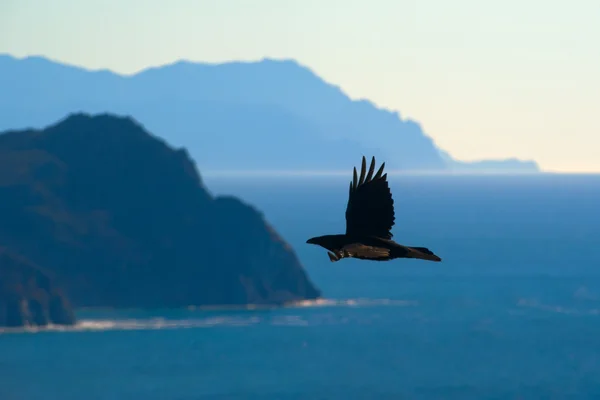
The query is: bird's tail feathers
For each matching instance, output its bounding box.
[407,246,442,262]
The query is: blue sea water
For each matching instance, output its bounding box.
[2,174,600,399]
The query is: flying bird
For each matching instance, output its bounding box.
[306,156,442,263]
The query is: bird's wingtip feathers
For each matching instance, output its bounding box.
[350,156,387,190]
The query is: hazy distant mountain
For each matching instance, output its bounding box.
[437,149,540,173]
[0,54,539,172]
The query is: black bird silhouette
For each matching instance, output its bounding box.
[306,156,442,263]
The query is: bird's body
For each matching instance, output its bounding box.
[306,156,441,263]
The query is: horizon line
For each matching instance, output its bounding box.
[200,170,600,178]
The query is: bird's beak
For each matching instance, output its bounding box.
[306,238,316,244]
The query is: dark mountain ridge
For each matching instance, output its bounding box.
[0,112,320,321]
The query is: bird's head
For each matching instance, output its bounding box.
[306,236,322,246]
[306,235,338,251]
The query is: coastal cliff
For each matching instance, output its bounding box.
[0,248,75,328]
[0,113,320,318]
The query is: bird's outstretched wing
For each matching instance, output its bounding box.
[345,156,395,239]
[327,244,392,262]
[342,243,392,260]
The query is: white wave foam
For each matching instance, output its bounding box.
[0,316,262,334]
[517,298,600,315]
[289,298,418,308]
[573,286,599,301]
[0,297,413,335]
[183,297,417,311]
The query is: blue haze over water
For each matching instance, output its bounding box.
[2,174,600,399]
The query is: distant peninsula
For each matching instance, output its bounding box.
[0,113,321,328]
[0,54,540,173]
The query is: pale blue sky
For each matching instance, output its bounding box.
[2,0,599,172]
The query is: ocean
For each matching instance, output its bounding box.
[2,174,600,399]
